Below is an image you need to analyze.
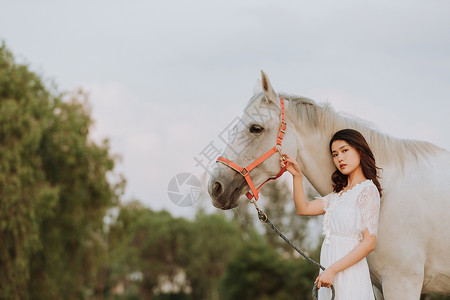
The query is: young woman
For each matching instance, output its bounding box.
[280,129,382,299]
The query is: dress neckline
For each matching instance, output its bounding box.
[338,179,372,197]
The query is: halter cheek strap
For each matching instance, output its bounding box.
[216,96,287,201]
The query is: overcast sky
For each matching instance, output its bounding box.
[1,0,449,218]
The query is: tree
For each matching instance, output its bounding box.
[181,212,243,300]
[226,175,321,257]
[106,201,192,300]
[0,41,59,300]
[0,42,122,299]
[259,179,311,255]
[106,203,245,300]
[219,232,320,300]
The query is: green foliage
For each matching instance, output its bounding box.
[0,42,59,299]
[106,204,245,300]
[219,232,320,300]
[107,202,191,299]
[230,179,316,256]
[0,42,122,299]
[182,212,243,300]
[105,202,323,300]
[260,180,311,255]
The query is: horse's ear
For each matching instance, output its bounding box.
[260,70,279,107]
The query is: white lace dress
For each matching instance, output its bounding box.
[317,179,380,300]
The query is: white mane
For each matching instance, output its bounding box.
[250,92,448,168]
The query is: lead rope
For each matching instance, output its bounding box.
[250,199,335,300]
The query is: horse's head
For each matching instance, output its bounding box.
[208,71,298,209]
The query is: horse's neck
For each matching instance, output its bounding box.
[294,128,335,196]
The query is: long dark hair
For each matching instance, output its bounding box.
[329,129,382,197]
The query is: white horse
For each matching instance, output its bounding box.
[207,71,450,299]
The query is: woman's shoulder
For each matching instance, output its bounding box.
[358,179,380,199]
[363,179,378,191]
[316,190,336,201]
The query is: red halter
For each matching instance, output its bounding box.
[216,96,287,201]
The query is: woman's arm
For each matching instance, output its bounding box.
[315,229,376,289]
[281,153,325,216]
[292,175,326,216]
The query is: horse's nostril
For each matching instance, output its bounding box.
[213,181,223,198]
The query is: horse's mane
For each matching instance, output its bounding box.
[257,92,447,167]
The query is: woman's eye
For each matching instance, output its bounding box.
[249,124,264,134]
[343,149,347,152]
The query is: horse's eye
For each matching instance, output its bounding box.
[249,124,264,134]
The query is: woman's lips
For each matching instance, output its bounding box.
[340,164,346,169]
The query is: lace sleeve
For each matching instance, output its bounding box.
[316,192,334,213]
[357,184,381,236]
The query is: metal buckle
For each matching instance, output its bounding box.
[258,212,268,223]
[275,144,284,158]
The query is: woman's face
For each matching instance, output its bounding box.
[331,140,361,175]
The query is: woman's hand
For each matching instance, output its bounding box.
[280,153,302,177]
[314,268,336,289]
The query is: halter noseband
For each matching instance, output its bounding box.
[216,96,287,201]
